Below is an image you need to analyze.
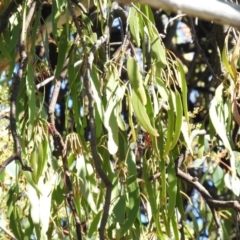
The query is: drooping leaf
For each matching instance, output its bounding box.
[164,91,174,157]
[143,157,164,238]
[127,57,147,105]
[177,61,189,126]
[129,7,141,47]
[104,69,119,154]
[151,33,167,68]
[88,211,102,238]
[212,165,224,188]
[167,164,177,218]
[26,64,36,141]
[132,91,159,136]
[120,175,140,236]
[55,27,68,79]
[0,38,12,61]
[171,90,183,149]
[222,34,234,79]
[209,98,237,180]
[112,195,126,223]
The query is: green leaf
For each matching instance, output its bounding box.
[23,172,42,196]
[143,158,164,238]
[112,195,126,223]
[127,57,147,105]
[156,77,169,101]
[104,70,119,154]
[212,165,224,188]
[127,148,137,175]
[88,211,102,238]
[167,164,177,218]
[151,33,167,68]
[120,175,140,236]
[68,51,82,134]
[127,93,137,142]
[0,39,12,61]
[91,66,105,121]
[30,147,38,183]
[8,23,21,52]
[189,212,199,239]
[129,7,141,47]
[176,183,185,219]
[140,5,155,37]
[171,215,180,240]
[177,61,189,125]
[222,36,234,79]
[132,91,159,136]
[171,90,183,150]
[55,27,68,79]
[209,98,237,179]
[26,64,36,141]
[36,140,48,183]
[164,91,174,157]
[77,155,97,213]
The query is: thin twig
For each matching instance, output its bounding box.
[36,60,83,89]
[82,3,125,238]
[83,33,113,239]
[175,129,240,239]
[72,2,128,238]
[164,14,186,34]
[48,56,83,240]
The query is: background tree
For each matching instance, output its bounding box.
[1,0,240,239]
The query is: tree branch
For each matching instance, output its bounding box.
[175,129,240,240]
[48,57,83,240]
[118,0,240,30]
[1,1,38,174]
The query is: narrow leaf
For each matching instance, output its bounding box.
[129,7,141,47]
[132,91,159,136]
[127,57,147,105]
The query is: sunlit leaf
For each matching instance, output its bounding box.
[164,91,174,157]
[222,34,234,79]
[26,64,36,141]
[213,165,224,187]
[177,61,189,126]
[55,27,68,79]
[171,90,182,150]
[132,91,159,136]
[129,7,141,47]
[151,33,167,68]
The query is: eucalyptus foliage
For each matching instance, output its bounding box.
[0,1,240,240]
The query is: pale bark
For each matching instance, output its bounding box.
[118,0,240,30]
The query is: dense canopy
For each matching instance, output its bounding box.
[1,0,240,239]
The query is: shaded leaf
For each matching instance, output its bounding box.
[127,57,147,105]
